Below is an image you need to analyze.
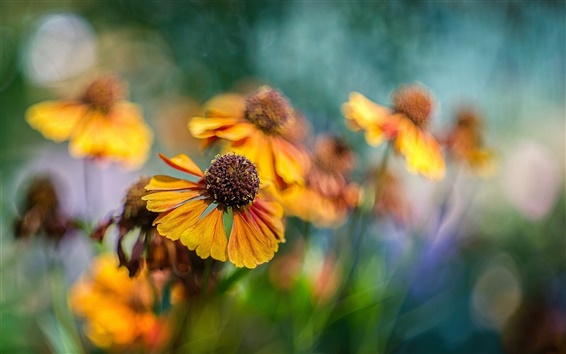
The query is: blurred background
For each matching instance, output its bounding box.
[1,1,564,353]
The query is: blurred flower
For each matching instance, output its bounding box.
[144,152,285,268]
[308,253,343,305]
[280,135,361,228]
[268,240,305,291]
[14,175,74,241]
[443,106,496,176]
[188,86,310,193]
[342,84,445,180]
[26,74,153,169]
[69,255,167,351]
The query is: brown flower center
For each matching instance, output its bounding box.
[392,85,434,128]
[204,153,260,208]
[244,86,295,135]
[81,75,125,113]
[314,136,354,175]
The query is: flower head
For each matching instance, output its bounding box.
[26,73,153,169]
[342,84,445,180]
[143,152,285,268]
[188,86,309,194]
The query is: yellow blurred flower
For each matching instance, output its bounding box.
[143,152,285,269]
[342,85,445,180]
[280,135,361,228]
[444,107,496,177]
[188,86,309,193]
[26,74,153,169]
[69,255,164,351]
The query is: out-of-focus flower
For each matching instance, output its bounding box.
[26,74,153,169]
[14,175,74,241]
[144,152,285,269]
[268,240,305,291]
[342,84,445,180]
[69,255,166,351]
[443,107,496,176]
[308,253,343,306]
[188,86,310,193]
[280,135,361,228]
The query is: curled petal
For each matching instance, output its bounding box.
[158,153,204,178]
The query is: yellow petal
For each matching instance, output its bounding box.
[273,137,306,185]
[342,92,391,129]
[188,117,242,139]
[228,211,277,268]
[153,199,209,241]
[248,198,285,242]
[180,207,228,261]
[202,93,246,118]
[158,153,204,178]
[143,189,202,212]
[26,101,87,142]
[145,175,199,191]
[395,119,446,180]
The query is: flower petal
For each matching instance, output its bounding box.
[153,199,210,241]
[145,175,199,191]
[273,137,307,185]
[26,101,88,142]
[180,207,228,261]
[248,198,285,242]
[143,189,202,212]
[228,211,277,268]
[158,153,204,178]
[202,93,246,119]
[394,118,445,180]
[188,117,242,140]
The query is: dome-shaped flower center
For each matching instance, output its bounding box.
[204,153,260,209]
[244,86,295,135]
[392,85,434,128]
[81,75,125,113]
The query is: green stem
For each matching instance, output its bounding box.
[215,267,250,294]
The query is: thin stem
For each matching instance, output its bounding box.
[202,257,213,294]
[215,267,250,294]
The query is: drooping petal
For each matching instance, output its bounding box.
[248,198,285,242]
[342,92,391,130]
[153,199,209,241]
[26,101,88,142]
[180,207,228,261]
[228,211,277,268]
[202,93,246,119]
[188,117,243,140]
[394,117,445,180]
[143,189,202,212]
[158,153,204,178]
[272,137,307,185]
[145,175,200,191]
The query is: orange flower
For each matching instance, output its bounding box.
[26,74,153,169]
[444,107,496,176]
[342,85,445,180]
[188,86,309,192]
[69,255,164,351]
[279,135,361,228]
[143,152,285,268]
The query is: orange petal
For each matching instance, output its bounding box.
[228,211,277,268]
[202,93,246,118]
[143,189,202,212]
[215,121,255,141]
[145,175,199,191]
[273,137,306,185]
[158,153,204,178]
[248,199,285,242]
[26,101,88,142]
[342,92,391,129]
[188,117,242,139]
[153,199,210,241]
[180,207,228,261]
